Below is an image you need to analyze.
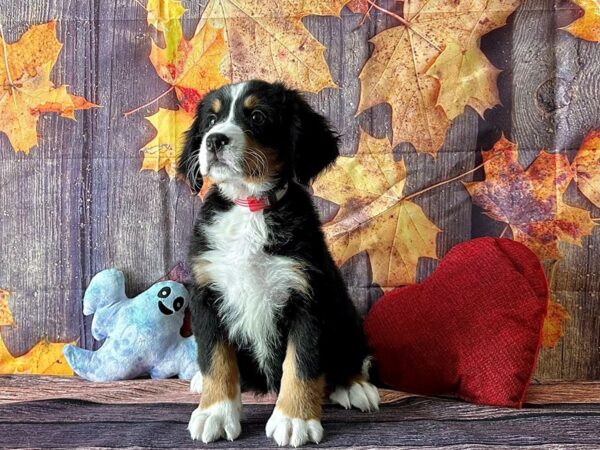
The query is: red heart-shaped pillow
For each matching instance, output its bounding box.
[364,238,548,408]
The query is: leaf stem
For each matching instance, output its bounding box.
[401,156,494,202]
[0,21,14,87]
[123,86,175,117]
[365,0,441,52]
[359,1,376,26]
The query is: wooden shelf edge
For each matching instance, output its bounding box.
[0,376,598,406]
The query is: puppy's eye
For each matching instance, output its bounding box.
[251,110,265,125]
[207,114,217,127]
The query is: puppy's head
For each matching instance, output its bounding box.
[177,80,339,197]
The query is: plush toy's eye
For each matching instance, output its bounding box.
[173,297,184,311]
[207,114,217,127]
[251,110,265,125]
[158,287,171,298]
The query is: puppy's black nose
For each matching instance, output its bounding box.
[206,133,229,152]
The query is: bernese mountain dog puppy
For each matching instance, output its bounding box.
[178,80,379,447]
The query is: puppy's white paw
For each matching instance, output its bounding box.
[330,381,380,412]
[188,400,241,443]
[189,371,203,393]
[266,408,323,447]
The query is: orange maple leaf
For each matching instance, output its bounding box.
[195,0,350,93]
[0,291,74,375]
[149,20,230,113]
[0,21,96,154]
[0,289,14,327]
[357,0,520,155]
[465,136,597,260]
[562,0,600,42]
[573,130,600,208]
[313,130,440,287]
[541,299,570,349]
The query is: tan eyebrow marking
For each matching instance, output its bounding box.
[243,95,259,109]
[211,98,221,113]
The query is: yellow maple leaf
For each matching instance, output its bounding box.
[195,0,349,93]
[465,136,597,260]
[147,0,186,32]
[357,0,520,155]
[426,40,501,120]
[541,299,570,349]
[563,0,600,42]
[313,130,440,287]
[0,289,14,326]
[0,293,74,375]
[0,21,96,154]
[150,21,230,113]
[0,335,74,376]
[141,107,195,179]
[573,130,600,208]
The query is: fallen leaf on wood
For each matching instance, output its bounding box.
[346,0,370,15]
[465,135,596,260]
[313,130,440,287]
[357,0,519,154]
[195,0,349,92]
[541,299,570,349]
[141,107,194,179]
[573,130,600,208]
[562,0,600,42]
[0,294,74,375]
[0,21,96,154]
[147,0,186,32]
[0,289,13,326]
[150,21,229,113]
[426,40,501,120]
[0,335,75,375]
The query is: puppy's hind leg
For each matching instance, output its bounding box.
[329,359,380,412]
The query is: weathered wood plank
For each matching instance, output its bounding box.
[0,398,599,448]
[0,1,94,358]
[1,377,599,405]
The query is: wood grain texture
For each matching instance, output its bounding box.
[1,377,599,405]
[0,0,598,381]
[0,397,599,449]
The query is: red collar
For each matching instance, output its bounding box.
[233,184,288,212]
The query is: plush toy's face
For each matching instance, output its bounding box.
[153,282,188,316]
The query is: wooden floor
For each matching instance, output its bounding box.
[1,378,599,449]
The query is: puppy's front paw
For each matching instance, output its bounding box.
[266,408,323,447]
[188,400,241,443]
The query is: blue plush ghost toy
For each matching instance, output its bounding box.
[63,268,199,381]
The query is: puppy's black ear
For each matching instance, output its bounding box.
[177,104,204,195]
[288,91,339,185]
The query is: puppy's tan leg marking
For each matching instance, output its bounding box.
[188,342,242,443]
[266,343,325,447]
[191,256,211,286]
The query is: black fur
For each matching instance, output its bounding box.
[179,80,368,392]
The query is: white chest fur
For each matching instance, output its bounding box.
[198,206,310,380]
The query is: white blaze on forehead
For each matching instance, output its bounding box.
[199,82,247,176]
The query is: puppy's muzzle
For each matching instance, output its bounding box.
[206,133,230,153]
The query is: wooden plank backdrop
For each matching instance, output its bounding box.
[0,0,598,381]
